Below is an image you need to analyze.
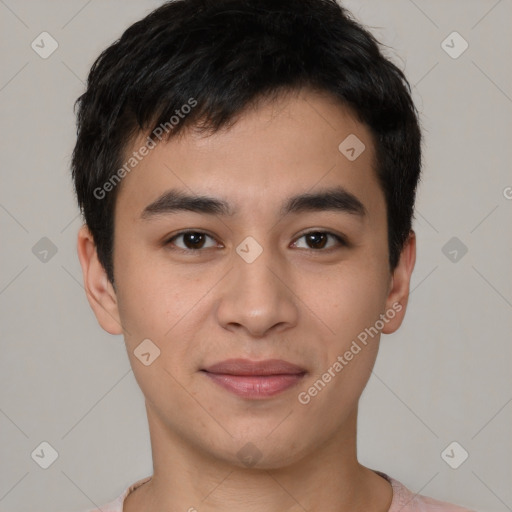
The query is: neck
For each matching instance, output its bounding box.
[124,402,392,512]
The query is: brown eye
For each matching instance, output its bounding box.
[293,231,346,251]
[166,231,217,251]
[306,232,328,249]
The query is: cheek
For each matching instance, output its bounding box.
[114,252,225,390]
[302,260,390,344]
[293,266,388,433]
[114,243,200,338]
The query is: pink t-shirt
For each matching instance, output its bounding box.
[84,470,476,512]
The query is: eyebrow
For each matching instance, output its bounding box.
[140,186,367,220]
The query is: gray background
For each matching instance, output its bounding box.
[0,0,511,511]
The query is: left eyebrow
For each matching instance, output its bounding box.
[140,186,367,220]
[280,186,367,219]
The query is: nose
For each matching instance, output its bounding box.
[215,241,299,338]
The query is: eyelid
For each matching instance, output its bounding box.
[291,230,348,250]
[164,230,221,251]
[164,229,348,253]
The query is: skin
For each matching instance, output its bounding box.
[77,87,416,512]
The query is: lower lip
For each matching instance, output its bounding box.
[202,372,306,399]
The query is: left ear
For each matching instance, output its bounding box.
[382,230,416,334]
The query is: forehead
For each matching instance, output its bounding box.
[114,89,384,223]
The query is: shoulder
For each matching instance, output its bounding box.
[379,472,476,512]
[78,476,152,512]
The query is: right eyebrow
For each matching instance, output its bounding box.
[140,189,233,220]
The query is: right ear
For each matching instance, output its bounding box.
[76,224,124,335]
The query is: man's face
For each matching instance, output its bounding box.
[86,89,411,468]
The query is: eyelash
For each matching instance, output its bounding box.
[164,230,348,254]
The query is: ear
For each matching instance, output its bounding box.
[381,230,416,335]
[76,224,124,335]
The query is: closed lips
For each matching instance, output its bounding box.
[202,358,307,376]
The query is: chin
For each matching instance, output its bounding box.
[211,431,311,471]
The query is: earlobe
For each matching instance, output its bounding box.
[382,230,416,335]
[76,224,124,335]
